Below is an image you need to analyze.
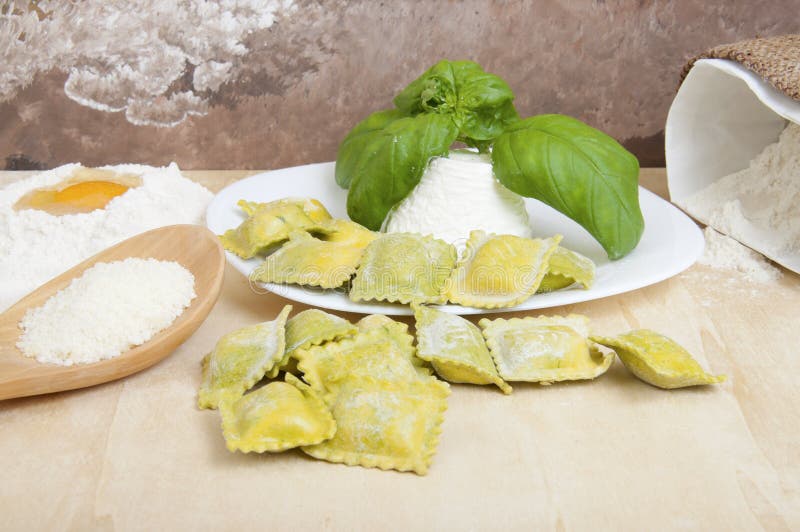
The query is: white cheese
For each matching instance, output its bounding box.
[384,150,532,245]
[17,258,196,366]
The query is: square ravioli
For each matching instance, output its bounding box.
[314,218,376,248]
[295,326,430,390]
[301,376,450,475]
[264,309,358,378]
[252,231,371,289]
[537,245,596,293]
[479,314,613,383]
[219,198,331,259]
[198,305,292,409]
[444,231,562,308]
[349,233,457,304]
[591,329,726,389]
[219,374,336,453]
[413,304,511,394]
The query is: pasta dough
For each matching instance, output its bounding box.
[590,329,726,389]
[480,315,613,383]
[219,374,336,453]
[197,305,292,409]
[413,304,511,394]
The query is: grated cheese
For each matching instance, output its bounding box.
[17,258,196,366]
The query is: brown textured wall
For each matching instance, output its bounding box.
[1,0,798,170]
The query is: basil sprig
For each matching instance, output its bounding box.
[335,60,644,259]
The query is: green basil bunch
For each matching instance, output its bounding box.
[335,60,644,259]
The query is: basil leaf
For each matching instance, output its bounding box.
[335,109,407,188]
[393,60,518,143]
[492,114,644,259]
[344,113,458,230]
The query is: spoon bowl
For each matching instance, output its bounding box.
[0,224,225,400]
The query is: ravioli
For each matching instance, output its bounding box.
[537,245,596,293]
[301,376,450,475]
[349,233,457,304]
[251,230,369,289]
[219,198,331,259]
[295,326,429,390]
[590,329,726,389]
[219,374,336,453]
[413,304,511,394]
[197,305,292,409]
[444,231,562,308]
[479,314,613,383]
[356,314,432,377]
[264,309,358,378]
[314,218,376,248]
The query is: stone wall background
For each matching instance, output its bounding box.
[1,0,798,170]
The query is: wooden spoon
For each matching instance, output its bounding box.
[0,224,225,400]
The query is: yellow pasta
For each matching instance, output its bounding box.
[590,329,726,389]
[302,376,450,475]
[264,309,358,378]
[251,230,369,289]
[445,231,562,308]
[219,198,331,259]
[349,233,457,304]
[479,314,613,384]
[413,304,511,394]
[537,245,596,293]
[219,374,336,453]
[197,305,292,409]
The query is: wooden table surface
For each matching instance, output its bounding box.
[1,169,798,531]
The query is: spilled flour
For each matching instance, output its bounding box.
[682,122,800,264]
[698,227,781,283]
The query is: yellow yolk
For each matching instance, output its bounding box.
[14,168,141,215]
[53,180,130,210]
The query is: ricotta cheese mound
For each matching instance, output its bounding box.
[384,150,533,245]
[0,163,212,311]
[17,258,196,366]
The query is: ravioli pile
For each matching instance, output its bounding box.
[219,197,596,308]
[197,306,725,475]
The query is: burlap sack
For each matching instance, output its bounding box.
[681,34,800,101]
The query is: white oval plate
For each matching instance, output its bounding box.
[206,162,703,316]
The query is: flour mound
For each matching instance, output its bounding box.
[0,163,212,311]
[699,227,782,283]
[682,122,800,265]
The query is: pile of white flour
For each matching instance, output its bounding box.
[698,227,781,283]
[0,163,212,311]
[682,122,800,268]
[17,258,196,366]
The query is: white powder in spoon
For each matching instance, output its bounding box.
[17,258,196,366]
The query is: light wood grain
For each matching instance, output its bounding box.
[0,225,225,400]
[0,169,798,531]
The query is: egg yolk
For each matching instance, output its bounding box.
[14,168,141,215]
[53,180,130,210]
